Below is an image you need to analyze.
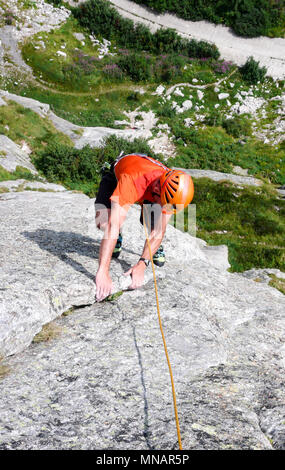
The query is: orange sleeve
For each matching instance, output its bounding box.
[110,174,138,208]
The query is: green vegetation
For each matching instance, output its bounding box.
[72,0,220,58]
[0,165,36,182]
[105,291,124,302]
[167,124,285,186]
[0,100,73,153]
[132,0,285,38]
[240,57,267,84]
[21,8,219,92]
[192,178,285,272]
[269,274,285,295]
[34,135,159,197]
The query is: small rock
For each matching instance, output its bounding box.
[153,85,165,96]
[218,93,230,100]
[174,88,184,97]
[56,51,67,57]
[197,90,204,100]
[182,100,192,111]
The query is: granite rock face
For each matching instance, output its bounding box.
[0,135,37,174]
[0,190,285,450]
[0,190,229,357]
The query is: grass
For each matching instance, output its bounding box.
[0,100,73,154]
[268,274,285,295]
[192,178,285,273]
[0,165,36,182]
[167,124,285,186]
[105,291,124,302]
[32,322,61,344]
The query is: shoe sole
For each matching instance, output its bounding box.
[153,260,165,267]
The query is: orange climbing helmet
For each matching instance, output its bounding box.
[160,169,194,213]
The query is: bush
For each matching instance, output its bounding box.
[117,53,151,82]
[35,143,100,184]
[131,0,284,38]
[239,56,267,84]
[34,136,159,196]
[46,0,63,5]
[222,116,252,138]
[102,64,124,81]
[233,8,268,37]
[72,0,220,59]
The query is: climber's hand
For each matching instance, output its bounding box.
[124,261,146,290]
[95,270,113,302]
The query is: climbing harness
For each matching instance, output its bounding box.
[142,209,183,450]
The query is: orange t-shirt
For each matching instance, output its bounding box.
[110,154,169,208]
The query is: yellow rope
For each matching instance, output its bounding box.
[142,213,183,450]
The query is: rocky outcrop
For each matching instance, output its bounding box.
[0,190,229,358]
[0,135,37,174]
[0,91,152,148]
[175,167,263,187]
[0,189,284,450]
[0,180,67,192]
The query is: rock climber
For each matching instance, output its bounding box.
[95,153,194,302]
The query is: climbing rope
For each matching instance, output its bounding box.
[142,210,183,450]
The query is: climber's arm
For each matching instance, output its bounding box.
[95,201,128,301]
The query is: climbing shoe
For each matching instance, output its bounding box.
[112,233,122,259]
[153,245,165,267]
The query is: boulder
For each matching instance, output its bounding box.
[218,93,230,100]
[0,191,284,450]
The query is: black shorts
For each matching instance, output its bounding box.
[95,164,156,231]
[95,163,117,210]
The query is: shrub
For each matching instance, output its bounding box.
[117,53,151,82]
[233,8,268,37]
[35,143,100,184]
[239,56,267,84]
[72,0,220,59]
[222,116,252,138]
[156,102,176,118]
[131,0,284,38]
[46,0,64,6]
[34,136,159,196]
[213,60,233,74]
[186,40,219,60]
[102,64,124,81]
[4,11,16,25]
